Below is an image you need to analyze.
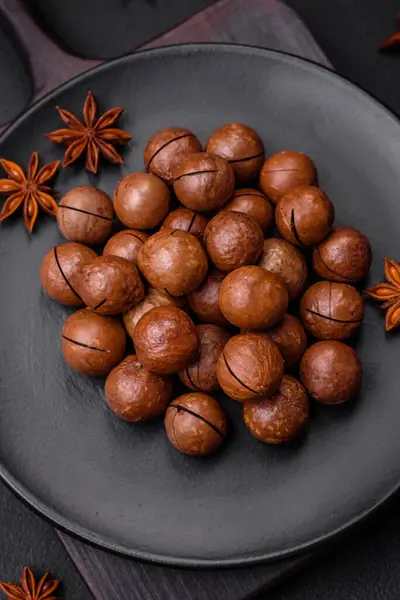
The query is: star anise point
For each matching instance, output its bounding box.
[46,91,131,173]
[364,257,400,331]
[0,567,60,600]
[0,153,59,232]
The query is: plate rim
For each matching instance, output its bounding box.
[1,42,400,568]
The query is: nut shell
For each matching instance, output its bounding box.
[300,340,362,404]
[258,237,307,300]
[203,211,264,272]
[186,269,229,327]
[144,127,202,184]
[57,186,114,245]
[267,314,307,368]
[244,376,309,443]
[114,172,170,230]
[133,306,199,375]
[138,229,208,296]
[174,152,235,212]
[103,229,148,265]
[62,309,126,376]
[105,355,173,422]
[313,227,372,283]
[222,188,274,235]
[179,324,231,392]
[77,255,145,315]
[164,393,227,456]
[40,242,97,306]
[276,186,334,247]
[206,123,265,184]
[216,333,284,401]
[260,151,317,204]
[123,288,185,339]
[219,265,288,329]
[300,281,364,341]
[161,207,209,240]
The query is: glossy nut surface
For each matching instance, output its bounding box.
[132,306,199,375]
[206,123,265,185]
[77,255,145,315]
[244,376,309,443]
[40,242,97,306]
[259,151,317,204]
[313,227,372,282]
[164,393,227,456]
[300,281,364,340]
[219,265,288,329]
[57,186,114,245]
[105,354,173,422]
[258,237,307,300]
[179,324,231,392]
[300,341,362,404]
[276,186,334,247]
[138,229,208,296]
[144,127,202,184]
[203,211,264,272]
[62,309,126,376]
[216,333,284,401]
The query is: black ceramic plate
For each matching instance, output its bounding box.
[0,44,400,568]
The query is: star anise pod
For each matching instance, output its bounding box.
[0,566,60,600]
[45,91,132,174]
[0,152,59,233]
[364,257,400,331]
[379,13,400,51]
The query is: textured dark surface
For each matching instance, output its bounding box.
[0,16,31,124]
[0,482,92,600]
[33,0,218,59]
[286,0,400,114]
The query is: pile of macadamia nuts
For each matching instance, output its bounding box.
[40,123,372,457]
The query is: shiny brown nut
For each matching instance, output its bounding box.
[259,151,317,204]
[267,314,307,368]
[222,188,274,235]
[144,127,202,184]
[77,255,145,315]
[203,211,264,272]
[62,309,126,376]
[186,269,229,327]
[313,227,372,283]
[205,123,265,185]
[300,281,364,341]
[276,186,334,247]
[216,333,284,402]
[173,152,235,212]
[164,393,227,456]
[105,354,173,422]
[138,229,208,296]
[300,340,362,404]
[243,376,309,443]
[219,265,288,329]
[57,186,114,245]
[123,288,185,340]
[258,237,307,300]
[103,229,148,265]
[161,207,209,240]
[133,306,199,375]
[114,172,170,230]
[40,242,97,306]
[179,324,231,392]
